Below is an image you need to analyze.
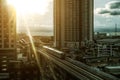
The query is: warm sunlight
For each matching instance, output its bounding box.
[7,0,51,15]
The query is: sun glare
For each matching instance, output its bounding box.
[7,0,50,15]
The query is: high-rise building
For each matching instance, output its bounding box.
[0,0,16,56]
[54,0,94,49]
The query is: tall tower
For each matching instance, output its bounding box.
[0,0,16,57]
[54,0,94,49]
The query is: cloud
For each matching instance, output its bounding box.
[106,1,120,9]
[110,10,120,15]
[95,8,110,14]
[95,1,120,16]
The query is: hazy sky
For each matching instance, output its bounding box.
[94,0,120,32]
[16,0,53,36]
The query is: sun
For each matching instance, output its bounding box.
[7,0,50,15]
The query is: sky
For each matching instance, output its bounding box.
[9,0,120,35]
[17,12,53,36]
[94,0,120,32]
[11,0,54,36]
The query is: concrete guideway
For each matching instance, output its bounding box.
[37,49,119,80]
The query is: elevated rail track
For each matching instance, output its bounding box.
[37,49,119,80]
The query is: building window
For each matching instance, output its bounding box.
[11,40,14,43]
[4,44,9,48]
[11,45,14,47]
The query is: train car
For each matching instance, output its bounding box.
[43,46,65,59]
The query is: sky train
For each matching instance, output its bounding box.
[43,46,65,59]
